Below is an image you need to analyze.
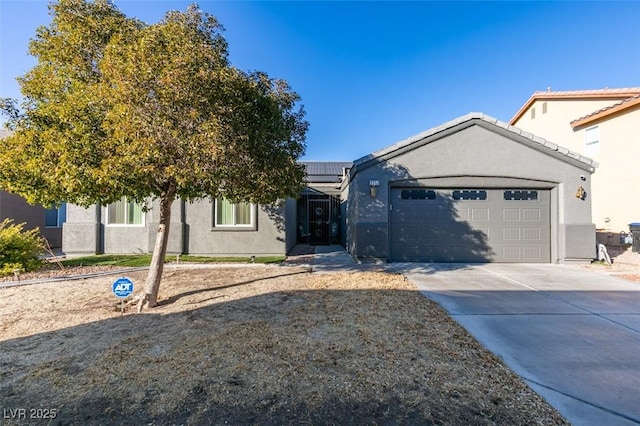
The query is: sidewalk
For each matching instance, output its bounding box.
[311,245,389,273]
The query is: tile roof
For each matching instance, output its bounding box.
[570,95,640,128]
[350,113,597,179]
[530,87,640,97]
[510,87,640,124]
[0,129,13,139]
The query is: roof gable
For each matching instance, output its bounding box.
[509,87,640,125]
[350,113,597,181]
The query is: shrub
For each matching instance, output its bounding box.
[0,219,46,277]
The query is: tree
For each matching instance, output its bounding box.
[0,0,308,309]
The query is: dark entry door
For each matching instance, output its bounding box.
[308,199,330,245]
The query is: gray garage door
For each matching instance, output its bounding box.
[389,188,550,262]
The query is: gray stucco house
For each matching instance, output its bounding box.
[62,113,597,263]
[62,161,351,257]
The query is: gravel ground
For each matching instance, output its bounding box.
[579,246,640,283]
[1,267,568,425]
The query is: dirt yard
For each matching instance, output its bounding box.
[1,265,568,425]
[580,246,640,284]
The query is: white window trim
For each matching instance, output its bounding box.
[213,198,257,231]
[584,125,600,156]
[106,198,145,227]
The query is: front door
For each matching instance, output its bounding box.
[308,199,330,245]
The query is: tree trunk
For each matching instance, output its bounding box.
[138,194,174,311]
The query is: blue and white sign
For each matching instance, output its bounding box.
[112,277,134,298]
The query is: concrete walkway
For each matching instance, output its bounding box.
[397,263,640,426]
[311,245,389,273]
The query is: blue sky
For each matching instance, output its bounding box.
[1,1,639,161]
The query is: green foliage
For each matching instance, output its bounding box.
[175,255,285,264]
[0,219,45,276]
[0,0,307,207]
[61,254,153,267]
[0,0,140,206]
[0,0,307,302]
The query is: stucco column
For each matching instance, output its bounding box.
[62,204,102,255]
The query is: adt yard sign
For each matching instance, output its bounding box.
[112,277,134,298]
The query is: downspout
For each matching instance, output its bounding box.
[181,199,188,255]
[96,204,104,254]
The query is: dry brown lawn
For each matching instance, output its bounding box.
[0,265,568,425]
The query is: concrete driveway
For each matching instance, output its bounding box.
[396,263,640,426]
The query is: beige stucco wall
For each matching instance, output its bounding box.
[514,101,640,231]
[576,109,640,231]
[513,99,617,152]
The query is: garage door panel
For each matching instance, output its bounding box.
[471,208,490,221]
[522,228,541,240]
[503,247,522,260]
[502,246,544,261]
[523,209,542,221]
[503,228,521,240]
[397,205,439,221]
[390,188,550,263]
[523,247,543,260]
[503,209,521,221]
[458,207,491,222]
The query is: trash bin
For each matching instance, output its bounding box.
[629,223,640,253]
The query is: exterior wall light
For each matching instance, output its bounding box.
[369,179,380,198]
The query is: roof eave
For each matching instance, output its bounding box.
[509,89,640,125]
[571,96,640,129]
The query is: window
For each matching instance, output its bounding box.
[214,198,255,228]
[585,126,599,156]
[45,203,66,227]
[452,190,487,200]
[504,190,538,201]
[401,189,436,200]
[530,108,536,119]
[107,197,143,225]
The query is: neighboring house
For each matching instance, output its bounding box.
[62,113,596,263]
[0,129,66,248]
[510,87,640,235]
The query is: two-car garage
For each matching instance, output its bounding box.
[389,188,551,262]
[344,113,597,264]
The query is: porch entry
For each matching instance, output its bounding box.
[297,194,341,245]
[308,199,330,245]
